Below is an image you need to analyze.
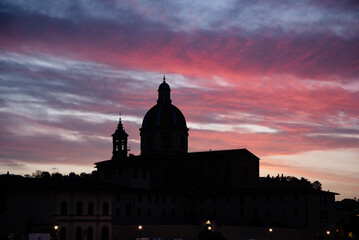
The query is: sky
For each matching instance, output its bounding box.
[0,0,358,200]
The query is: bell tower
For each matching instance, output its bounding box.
[111,118,128,160]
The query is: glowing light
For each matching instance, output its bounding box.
[138,225,143,230]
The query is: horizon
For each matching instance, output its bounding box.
[1,0,359,201]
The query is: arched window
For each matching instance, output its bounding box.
[60,201,68,215]
[101,226,109,240]
[87,226,93,240]
[60,227,66,240]
[103,202,109,216]
[88,202,94,215]
[76,202,83,215]
[75,227,82,240]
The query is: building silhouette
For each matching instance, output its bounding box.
[1,78,337,240]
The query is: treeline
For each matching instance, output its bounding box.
[23,170,98,180]
[260,174,322,190]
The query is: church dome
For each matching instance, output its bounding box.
[140,77,189,155]
[142,103,187,128]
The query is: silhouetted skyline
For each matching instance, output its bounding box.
[0,0,359,201]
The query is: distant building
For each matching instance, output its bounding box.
[1,78,337,240]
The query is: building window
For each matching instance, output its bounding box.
[116,194,121,202]
[320,196,327,207]
[180,136,185,150]
[141,170,146,179]
[280,210,285,217]
[320,210,328,223]
[133,169,138,179]
[137,209,142,217]
[294,209,299,217]
[240,196,244,205]
[101,226,109,240]
[118,169,123,179]
[161,209,166,217]
[280,195,284,202]
[138,195,142,202]
[147,135,154,149]
[163,134,172,149]
[116,208,120,216]
[60,201,68,215]
[103,202,109,216]
[87,227,93,240]
[294,195,298,202]
[267,210,271,217]
[148,195,151,203]
[77,202,83,215]
[147,209,151,217]
[60,227,66,240]
[104,169,112,180]
[172,209,175,217]
[240,209,244,217]
[88,202,94,215]
[266,196,271,202]
[75,227,82,240]
[126,204,132,216]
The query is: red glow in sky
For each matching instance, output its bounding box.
[0,0,359,200]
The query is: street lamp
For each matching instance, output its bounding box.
[269,228,273,240]
[207,226,212,231]
[54,225,59,240]
[326,230,330,240]
[138,225,143,240]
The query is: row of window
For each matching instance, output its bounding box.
[114,194,302,205]
[114,205,301,219]
[116,194,176,204]
[60,201,109,216]
[104,168,147,180]
[59,226,109,240]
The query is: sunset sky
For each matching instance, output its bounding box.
[1,0,358,200]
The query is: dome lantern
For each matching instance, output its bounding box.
[157,75,171,104]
